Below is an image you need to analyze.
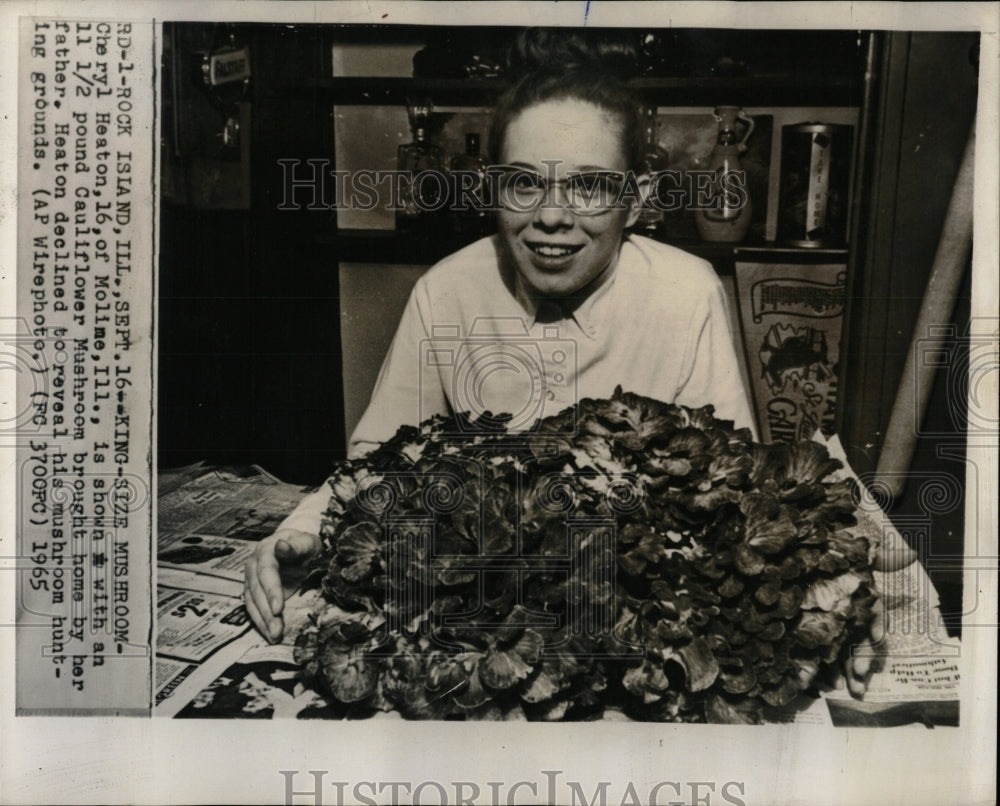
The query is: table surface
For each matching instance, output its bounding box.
[153,462,960,724]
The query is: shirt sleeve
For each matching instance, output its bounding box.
[275,283,452,537]
[674,275,758,438]
[347,279,450,457]
[274,483,331,536]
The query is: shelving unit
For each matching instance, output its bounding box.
[309,27,867,268]
[160,24,872,484]
[318,230,848,273]
[265,74,860,107]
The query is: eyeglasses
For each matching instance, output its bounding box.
[488,165,629,216]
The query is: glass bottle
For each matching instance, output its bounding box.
[396,99,445,232]
[694,106,755,243]
[635,106,669,234]
[448,132,491,236]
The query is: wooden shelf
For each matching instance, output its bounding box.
[317,229,847,272]
[264,73,861,107]
[317,228,494,264]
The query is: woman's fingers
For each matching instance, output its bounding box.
[256,539,286,615]
[848,644,872,682]
[242,530,320,642]
[243,544,283,641]
[873,543,918,572]
[844,608,886,696]
[845,655,869,696]
[870,606,886,645]
[243,559,267,634]
[242,571,276,643]
[275,530,319,561]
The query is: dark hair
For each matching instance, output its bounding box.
[487,29,644,171]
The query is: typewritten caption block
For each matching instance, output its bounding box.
[15,18,154,714]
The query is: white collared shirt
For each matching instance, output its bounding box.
[280,233,754,535]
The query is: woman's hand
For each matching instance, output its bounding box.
[842,607,885,696]
[243,529,321,643]
[841,540,919,695]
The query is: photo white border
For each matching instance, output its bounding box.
[0,3,996,805]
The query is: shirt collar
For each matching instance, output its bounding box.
[503,247,622,336]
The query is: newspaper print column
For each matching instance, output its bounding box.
[15,18,154,714]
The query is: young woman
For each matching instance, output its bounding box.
[243,41,884,695]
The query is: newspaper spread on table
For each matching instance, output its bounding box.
[153,447,961,724]
[153,464,320,714]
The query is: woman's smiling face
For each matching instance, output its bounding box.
[497,98,640,299]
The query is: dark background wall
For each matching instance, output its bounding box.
[839,32,980,632]
[157,25,981,629]
[158,25,344,484]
